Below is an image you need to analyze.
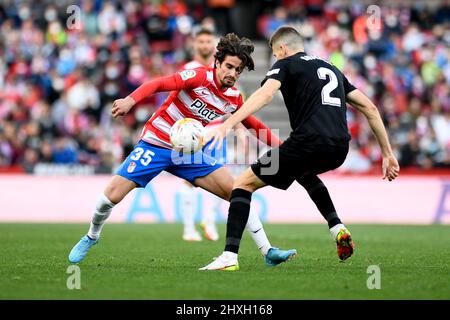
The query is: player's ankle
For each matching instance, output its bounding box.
[222,251,238,260]
[329,223,346,240]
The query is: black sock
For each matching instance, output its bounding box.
[224,188,252,254]
[297,175,342,228]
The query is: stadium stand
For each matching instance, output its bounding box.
[0,0,449,174]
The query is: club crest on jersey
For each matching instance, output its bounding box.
[127,161,136,173]
[189,98,221,121]
[179,69,196,81]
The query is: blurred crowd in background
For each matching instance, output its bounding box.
[259,0,450,172]
[0,0,449,174]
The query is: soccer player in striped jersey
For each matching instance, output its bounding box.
[68,33,297,269]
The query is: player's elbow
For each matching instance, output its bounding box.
[260,91,274,105]
[364,104,380,120]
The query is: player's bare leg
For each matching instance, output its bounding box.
[90,175,137,237]
[197,168,269,247]
[194,166,234,200]
[68,175,137,263]
[104,175,138,204]
[198,168,297,270]
[196,168,271,251]
[232,167,267,192]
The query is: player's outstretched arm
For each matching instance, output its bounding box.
[205,79,281,149]
[346,89,400,181]
[111,75,181,118]
[112,70,206,118]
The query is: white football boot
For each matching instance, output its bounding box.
[199,251,239,271]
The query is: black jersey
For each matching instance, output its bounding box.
[262,52,356,147]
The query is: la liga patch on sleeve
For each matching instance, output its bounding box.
[179,69,197,80]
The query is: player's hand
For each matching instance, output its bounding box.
[203,125,229,151]
[382,155,400,181]
[112,96,135,118]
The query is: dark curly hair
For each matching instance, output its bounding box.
[214,33,255,72]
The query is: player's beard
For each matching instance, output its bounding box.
[222,76,236,88]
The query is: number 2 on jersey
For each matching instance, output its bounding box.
[317,67,341,107]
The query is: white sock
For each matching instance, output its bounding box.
[246,207,271,256]
[329,223,346,240]
[87,194,115,240]
[180,182,196,233]
[203,195,220,226]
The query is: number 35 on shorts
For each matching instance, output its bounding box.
[130,147,155,166]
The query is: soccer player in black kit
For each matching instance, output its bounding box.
[200,26,400,271]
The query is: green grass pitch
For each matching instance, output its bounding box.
[0,224,449,299]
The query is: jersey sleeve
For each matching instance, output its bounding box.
[261,59,289,87]
[342,74,357,95]
[177,68,207,89]
[241,115,282,147]
[129,69,207,103]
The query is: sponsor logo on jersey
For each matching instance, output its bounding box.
[189,98,221,121]
[179,69,196,81]
[127,161,136,173]
[266,68,280,76]
[193,88,211,97]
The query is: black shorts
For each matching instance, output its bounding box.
[251,142,349,190]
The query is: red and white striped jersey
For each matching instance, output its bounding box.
[138,67,243,149]
[182,60,224,133]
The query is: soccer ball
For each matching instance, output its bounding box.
[170,118,205,153]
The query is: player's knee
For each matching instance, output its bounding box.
[104,184,124,204]
[232,178,256,193]
[223,189,232,201]
[219,179,233,201]
[232,169,262,193]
